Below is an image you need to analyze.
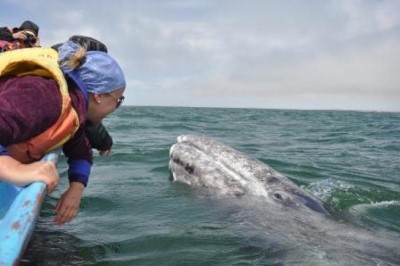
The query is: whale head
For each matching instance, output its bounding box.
[169,135,330,215]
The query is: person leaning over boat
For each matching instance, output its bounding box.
[1,25,114,157]
[0,41,126,225]
[53,35,114,156]
[0,20,40,52]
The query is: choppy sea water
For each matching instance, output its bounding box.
[21,107,400,265]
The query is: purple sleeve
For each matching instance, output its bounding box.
[0,76,61,145]
[62,128,93,163]
[63,128,93,186]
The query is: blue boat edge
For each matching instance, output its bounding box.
[0,149,60,265]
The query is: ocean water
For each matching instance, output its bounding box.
[21,107,400,265]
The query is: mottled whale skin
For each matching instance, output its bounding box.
[169,135,400,265]
[169,135,330,215]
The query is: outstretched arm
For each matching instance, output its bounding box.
[56,129,93,225]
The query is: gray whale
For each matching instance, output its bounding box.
[169,134,330,215]
[169,135,400,265]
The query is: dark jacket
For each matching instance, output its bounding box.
[0,27,13,41]
[85,121,113,150]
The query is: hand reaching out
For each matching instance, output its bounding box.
[54,182,85,225]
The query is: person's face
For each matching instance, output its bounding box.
[23,30,40,47]
[87,87,125,123]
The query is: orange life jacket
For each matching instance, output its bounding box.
[0,47,80,163]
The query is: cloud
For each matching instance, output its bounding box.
[3,0,400,111]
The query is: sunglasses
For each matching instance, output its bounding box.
[108,93,125,109]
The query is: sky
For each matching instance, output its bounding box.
[2,0,400,112]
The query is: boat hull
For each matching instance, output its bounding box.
[0,150,60,265]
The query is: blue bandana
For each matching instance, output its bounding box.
[58,41,126,94]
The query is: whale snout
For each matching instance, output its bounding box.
[269,190,330,215]
[297,194,331,215]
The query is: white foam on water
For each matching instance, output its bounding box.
[349,200,400,215]
[306,178,354,200]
